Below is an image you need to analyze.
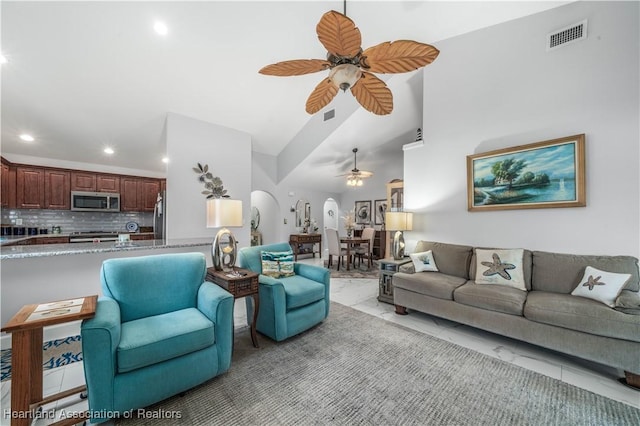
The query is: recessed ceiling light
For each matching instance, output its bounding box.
[0,55,7,64]
[162,157,169,164]
[19,134,34,142]
[104,147,115,155]
[154,21,168,36]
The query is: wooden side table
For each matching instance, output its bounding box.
[289,233,322,260]
[1,295,98,426]
[206,267,260,348]
[378,258,412,305]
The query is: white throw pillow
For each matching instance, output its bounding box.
[410,250,439,272]
[571,266,631,308]
[475,248,526,291]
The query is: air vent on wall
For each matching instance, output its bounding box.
[547,20,587,51]
[323,109,335,121]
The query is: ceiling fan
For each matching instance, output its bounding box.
[337,148,373,187]
[259,9,439,115]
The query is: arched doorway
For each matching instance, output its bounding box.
[250,190,279,245]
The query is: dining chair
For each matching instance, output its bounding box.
[355,227,376,268]
[326,228,348,271]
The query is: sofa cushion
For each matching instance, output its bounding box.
[454,283,527,316]
[474,249,526,291]
[280,275,326,310]
[531,251,639,294]
[470,248,532,291]
[393,272,467,301]
[524,291,640,343]
[570,266,631,307]
[118,307,215,373]
[409,250,439,272]
[414,241,473,279]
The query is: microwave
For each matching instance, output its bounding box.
[71,191,121,212]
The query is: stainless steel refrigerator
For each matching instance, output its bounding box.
[153,191,166,239]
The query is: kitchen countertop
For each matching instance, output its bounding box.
[0,232,155,246]
[0,237,213,260]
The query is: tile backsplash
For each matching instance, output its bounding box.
[1,209,153,233]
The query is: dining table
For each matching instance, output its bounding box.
[339,237,370,271]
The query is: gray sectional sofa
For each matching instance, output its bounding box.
[392,241,640,387]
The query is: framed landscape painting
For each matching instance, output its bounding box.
[467,134,585,211]
[354,200,372,224]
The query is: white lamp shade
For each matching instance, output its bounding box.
[385,211,413,231]
[206,199,243,228]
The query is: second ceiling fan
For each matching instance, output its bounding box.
[337,148,372,187]
[259,9,439,116]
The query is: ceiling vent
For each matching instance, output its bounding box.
[323,109,335,121]
[547,20,587,51]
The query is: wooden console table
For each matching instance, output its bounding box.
[206,267,260,348]
[289,233,322,261]
[1,295,98,426]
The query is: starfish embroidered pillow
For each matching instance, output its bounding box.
[475,249,526,291]
[571,266,631,307]
[409,250,439,272]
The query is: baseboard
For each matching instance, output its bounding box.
[1,320,81,350]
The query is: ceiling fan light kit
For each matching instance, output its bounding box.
[342,148,372,187]
[259,10,439,116]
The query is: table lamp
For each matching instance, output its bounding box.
[385,211,413,260]
[206,199,243,273]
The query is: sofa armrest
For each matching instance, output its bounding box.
[399,263,415,274]
[80,297,121,412]
[197,281,234,373]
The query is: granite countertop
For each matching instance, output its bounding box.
[0,237,212,260]
[0,232,156,246]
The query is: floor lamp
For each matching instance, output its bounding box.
[385,211,413,260]
[207,199,243,274]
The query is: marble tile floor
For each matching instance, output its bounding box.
[2,259,638,425]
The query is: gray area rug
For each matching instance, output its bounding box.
[117,303,640,425]
[323,260,379,279]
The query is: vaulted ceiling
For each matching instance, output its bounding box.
[1,1,568,193]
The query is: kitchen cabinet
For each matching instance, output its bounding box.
[70,172,96,191]
[130,233,154,241]
[1,161,16,208]
[121,177,161,212]
[71,171,120,193]
[120,177,140,211]
[97,175,120,192]
[140,179,160,212]
[16,167,45,209]
[44,170,70,209]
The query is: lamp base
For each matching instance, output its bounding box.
[212,228,238,272]
[391,230,406,260]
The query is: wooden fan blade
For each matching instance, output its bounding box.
[306,77,339,114]
[357,170,374,178]
[350,72,393,115]
[259,59,330,76]
[316,10,362,58]
[361,40,439,74]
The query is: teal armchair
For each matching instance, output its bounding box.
[81,253,234,423]
[238,242,330,342]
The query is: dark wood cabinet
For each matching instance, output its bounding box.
[140,179,160,212]
[16,167,45,209]
[70,172,96,191]
[96,175,120,192]
[120,177,140,212]
[72,171,120,193]
[44,170,71,209]
[1,161,16,208]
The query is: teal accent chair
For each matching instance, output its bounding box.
[238,242,331,342]
[81,253,234,423]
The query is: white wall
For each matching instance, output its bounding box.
[165,113,251,246]
[405,1,639,257]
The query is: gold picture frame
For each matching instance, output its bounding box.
[467,134,586,211]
